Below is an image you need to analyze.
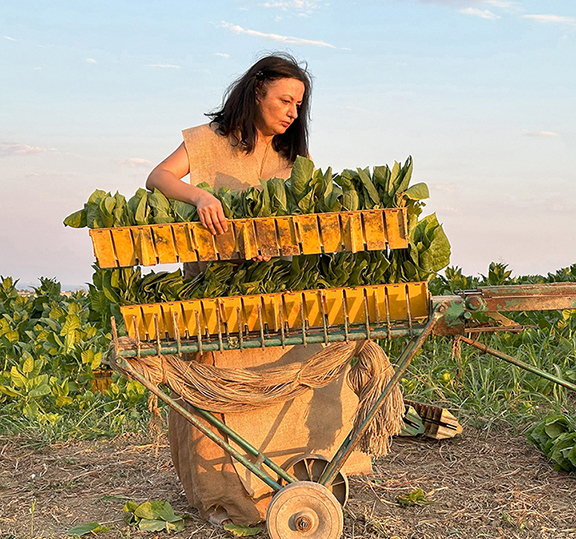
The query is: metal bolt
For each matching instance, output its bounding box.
[466,296,483,310]
[295,516,311,532]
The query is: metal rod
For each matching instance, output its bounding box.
[238,306,244,351]
[300,301,307,347]
[154,314,161,355]
[172,311,182,356]
[216,303,223,353]
[363,293,371,340]
[321,293,329,345]
[191,407,296,486]
[257,304,265,349]
[116,324,428,357]
[194,311,202,354]
[114,356,288,491]
[459,335,576,392]
[319,311,440,487]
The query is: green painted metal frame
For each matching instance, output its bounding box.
[114,324,428,357]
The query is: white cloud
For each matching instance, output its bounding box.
[215,53,230,58]
[219,21,336,48]
[522,14,576,27]
[144,64,181,69]
[522,130,559,138]
[261,0,322,13]
[410,1,476,5]
[483,0,523,13]
[0,142,52,156]
[432,182,459,193]
[458,7,499,19]
[118,157,154,168]
[4,35,17,41]
[86,58,97,64]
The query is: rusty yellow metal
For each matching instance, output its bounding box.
[384,209,408,250]
[362,211,387,251]
[317,213,342,253]
[89,208,409,268]
[254,219,280,258]
[214,227,238,261]
[297,215,322,255]
[112,228,137,267]
[236,220,259,260]
[152,225,178,264]
[172,223,198,263]
[192,224,217,261]
[135,227,157,266]
[275,217,300,256]
[120,281,430,341]
[89,229,117,268]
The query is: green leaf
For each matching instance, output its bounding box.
[357,167,380,206]
[63,209,87,228]
[10,367,27,388]
[403,182,430,201]
[122,501,140,513]
[22,355,34,374]
[289,156,314,200]
[396,488,433,507]
[138,519,167,532]
[134,500,176,521]
[29,384,51,398]
[67,522,112,536]
[223,524,264,537]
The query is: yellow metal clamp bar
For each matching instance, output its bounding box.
[89,208,408,268]
[120,282,430,343]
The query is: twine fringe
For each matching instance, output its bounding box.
[111,338,403,457]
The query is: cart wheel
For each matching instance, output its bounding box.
[266,481,344,539]
[280,454,349,506]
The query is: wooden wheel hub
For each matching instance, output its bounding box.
[266,481,343,539]
[279,454,349,506]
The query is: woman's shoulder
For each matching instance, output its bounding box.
[182,122,221,144]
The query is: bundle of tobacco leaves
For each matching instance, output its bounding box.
[64,156,427,226]
[72,156,450,324]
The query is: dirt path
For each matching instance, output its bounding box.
[1,427,575,539]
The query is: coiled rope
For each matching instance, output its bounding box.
[109,338,403,457]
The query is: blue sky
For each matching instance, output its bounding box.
[1,0,575,287]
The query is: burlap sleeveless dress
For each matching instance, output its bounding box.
[168,124,372,526]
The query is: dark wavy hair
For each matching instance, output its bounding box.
[206,53,312,163]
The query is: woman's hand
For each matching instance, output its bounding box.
[194,190,228,235]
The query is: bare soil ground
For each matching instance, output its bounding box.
[1,426,575,539]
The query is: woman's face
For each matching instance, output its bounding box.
[255,77,305,138]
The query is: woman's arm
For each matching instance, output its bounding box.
[146,143,228,235]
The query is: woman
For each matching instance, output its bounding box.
[147,54,310,238]
[146,53,371,527]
